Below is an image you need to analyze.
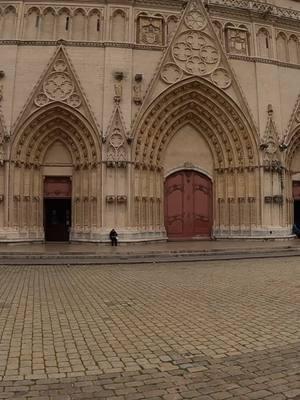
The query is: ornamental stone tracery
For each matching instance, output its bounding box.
[157,0,234,90]
[31,56,89,115]
[43,72,74,101]
[172,31,220,76]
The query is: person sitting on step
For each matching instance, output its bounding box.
[109,229,118,246]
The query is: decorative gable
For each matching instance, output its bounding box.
[260,104,280,163]
[12,46,100,135]
[104,105,129,167]
[139,0,257,131]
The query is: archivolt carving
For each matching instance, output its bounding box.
[285,129,300,171]
[10,104,101,168]
[133,78,258,169]
[284,93,300,163]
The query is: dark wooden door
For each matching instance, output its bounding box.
[44,177,72,242]
[164,170,212,239]
[44,199,71,241]
[293,181,300,226]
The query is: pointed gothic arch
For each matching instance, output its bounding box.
[9,103,102,240]
[133,77,259,169]
[286,127,300,173]
[131,77,260,238]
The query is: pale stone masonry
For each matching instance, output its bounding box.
[0,0,300,242]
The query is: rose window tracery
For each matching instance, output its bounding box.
[172,31,220,76]
[43,72,74,101]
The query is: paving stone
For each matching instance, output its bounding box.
[0,258,299,399]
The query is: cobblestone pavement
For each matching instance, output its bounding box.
[0,258,299,399]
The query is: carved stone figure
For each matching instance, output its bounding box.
[114,80,123,102]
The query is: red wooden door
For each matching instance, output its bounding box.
[164,170,212,239]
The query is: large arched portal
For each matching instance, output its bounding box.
[132,78,260,239]
[285,128,300,230]
[9,104,101,241]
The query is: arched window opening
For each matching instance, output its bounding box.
[276,32,288,62]
[288,35,299,64]
[88,10,101,41]
[111,10,126,42]
[41,8,55,40]
[257,28,272,59]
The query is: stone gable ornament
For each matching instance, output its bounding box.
[105,105,129,167]
[260,104,280,162]
[155,0,232,88]
[12,46,101,137]
[131,0,258,150]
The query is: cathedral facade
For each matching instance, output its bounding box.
[0,0,300,242]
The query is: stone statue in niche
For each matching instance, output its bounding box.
[137,16,163,45]
[113,72,123,103]
[226,27,249,56]
[114,81,122,100]
[133,74,143,105]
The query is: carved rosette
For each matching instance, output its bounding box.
[34,93,49,107]
[161,63,183,84]
[211,68,232,89]
[67,93,81,108]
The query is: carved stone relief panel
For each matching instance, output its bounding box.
[225,27,249,56]
[137,16,164,45]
